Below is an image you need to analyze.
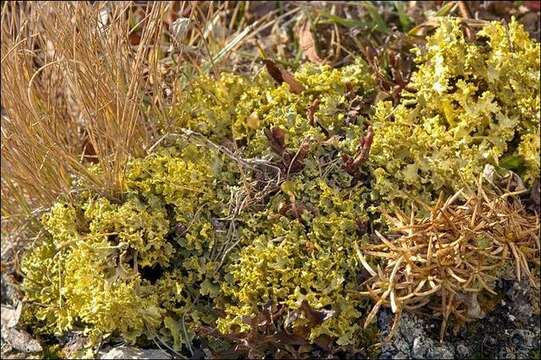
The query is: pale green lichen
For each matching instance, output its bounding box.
[170,58,375,156]
[22,203,164,343]
[20,17,539,354]
[217,174,370,345]
[369,18,540,206]
[22,143,237,345]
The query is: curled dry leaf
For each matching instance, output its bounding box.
[263,59,305,94]
[342,126,374,176]
[297,19,324,64]
[264,127,287,155]
[307,98,321,126]
[1,303,42,354]
[299,300,335,326]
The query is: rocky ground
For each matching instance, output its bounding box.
[378,279,540,360]
[3,271,539,359]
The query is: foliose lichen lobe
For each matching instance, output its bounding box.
[21,17,540,350]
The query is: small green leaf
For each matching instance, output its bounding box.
[500,155,524,171]
[164,316,183,351]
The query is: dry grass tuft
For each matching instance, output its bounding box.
[0,1,278,234]
[358,175,540,341]
[1,2,170,231]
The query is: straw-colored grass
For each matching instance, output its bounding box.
[0,1,283,235]
[1,2,166,230]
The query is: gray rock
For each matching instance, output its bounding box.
[100,346,170,359]
[376,279,540,360]
[393,351,409,359]
[1,328,42,353]
[412,336,434,359]
[511,329,536,350]
[455,343,470,359]
[428,346,454,359]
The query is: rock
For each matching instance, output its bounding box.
[378,311,457,359]
[1,273,22,306]
[393,351,408,359]
[456,343,470,359]
[485,335,497,347]
[1,302,42,354]
[2,328,42,353]
[412,336,434,359]
[61,332,88,359]
[376,279,540,360]
[1,302,22,328]
[511,329,536,349]
[428,346,454,359]
[100,346,170,359]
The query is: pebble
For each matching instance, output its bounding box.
[412,337,428,358]
[456,343,470,358]
[393,351,409,359]
[100,346,170,359]
[428,346,454,359]
[376,279,540,360]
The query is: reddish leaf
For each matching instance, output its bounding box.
[263,59,304,94]
[307,98,321,126]
[343,126,374,176]
[299,300,325,325]
[285,141,310,173]
[264,127,287,155]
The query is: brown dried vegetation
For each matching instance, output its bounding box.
[358,175,540,341]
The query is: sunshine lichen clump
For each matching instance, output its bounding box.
[218,171,371,346]
[20,17,540,355]
[22,200,165,343]
[172,58,375,156]
[369,18,540,205]
[22,143,238,345]
[22,60,377,348]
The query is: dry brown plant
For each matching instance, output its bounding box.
[357,175,540,341]
[1,1,279,235]
[1,2,171,231]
